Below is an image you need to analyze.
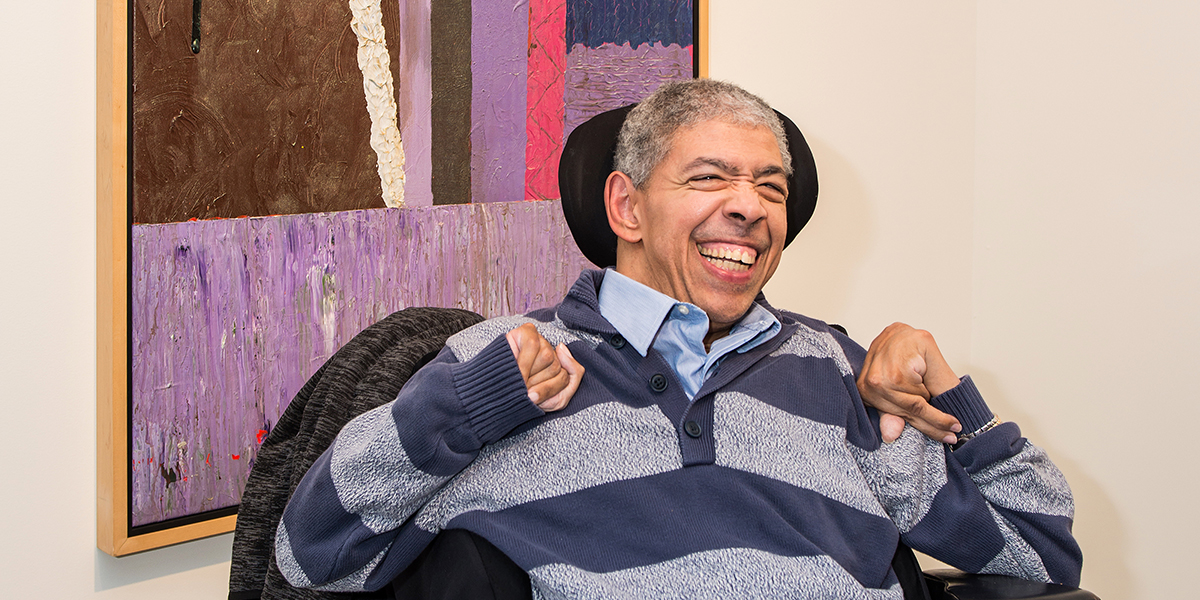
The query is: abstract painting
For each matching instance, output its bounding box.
[99,0,701,553]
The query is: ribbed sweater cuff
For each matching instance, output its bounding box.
[451,336,545,445]
[929,375,994,435]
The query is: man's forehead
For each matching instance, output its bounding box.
[665,120,785,170]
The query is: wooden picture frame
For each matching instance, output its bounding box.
[98,0,709,556]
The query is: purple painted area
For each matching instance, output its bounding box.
[130,202,592,526]
[397,0,434,208]
[471,0,529,203]
[564,42,692,138]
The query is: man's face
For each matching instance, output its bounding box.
[613,119,789,342]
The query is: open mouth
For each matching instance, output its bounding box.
[698,245,757,273]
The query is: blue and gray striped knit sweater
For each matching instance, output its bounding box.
[276,270,1082,598]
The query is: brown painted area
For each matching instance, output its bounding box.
[132,0,394,223]
[430,0,472,205]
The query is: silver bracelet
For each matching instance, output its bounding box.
[953,416,1001,448]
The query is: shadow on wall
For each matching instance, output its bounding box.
[93,532,233,592]
[967,368,1131,599]
[763,136,875,321]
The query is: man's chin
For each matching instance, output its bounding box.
[697,297,759,329]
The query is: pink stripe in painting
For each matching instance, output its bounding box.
[525,0,566,201]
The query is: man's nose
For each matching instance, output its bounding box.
[723,181,768,224]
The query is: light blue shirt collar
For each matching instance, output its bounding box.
[597,269,677,356]
[597,268,781,399]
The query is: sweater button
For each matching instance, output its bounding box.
[649,373,668,392]
[684,420,702,438]
[610,333,626,349]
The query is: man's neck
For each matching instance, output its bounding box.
[703,325,734,351]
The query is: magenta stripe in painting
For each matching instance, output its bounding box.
[526,0,567,201]
[130,203,591,526]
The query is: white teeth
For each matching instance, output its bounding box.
[700,246,756,270]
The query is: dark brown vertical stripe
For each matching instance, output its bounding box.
[430,0,472,205]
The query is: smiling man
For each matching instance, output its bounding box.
[275,80,1082,599]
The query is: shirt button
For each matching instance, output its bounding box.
[678,305,690,315]
[684,420,703,438]
[609,333,626,349]
[649,373,668,392]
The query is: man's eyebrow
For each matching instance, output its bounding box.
[681,157,787,179]
[753,164,788,179]
[681,157,743,175]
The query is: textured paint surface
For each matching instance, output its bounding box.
[350,0,408,207]
[526,0,567,201]
[387,0,434,208]
[130,203,592,527]
[564,42,693,137]
[430,0,473,206]
[471,0,529,204]
[562,0,693,146]
[131,0,392,223]
[566,0,693,49]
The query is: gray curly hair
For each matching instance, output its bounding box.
[613,79,793,189]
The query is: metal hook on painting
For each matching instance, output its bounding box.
[191,0,202,54]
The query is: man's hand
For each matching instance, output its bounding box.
[506,323,585,412]
[857,322,963,444]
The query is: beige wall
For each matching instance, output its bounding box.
[970,3,1199,597]
[1,0,1193,597]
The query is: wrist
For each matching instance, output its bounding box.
[452,336,545,444]
[925,368,962,397]
[928,375,994,435]
[952,415,1003,450]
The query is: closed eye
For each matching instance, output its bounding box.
[758,181,788,202]
[690,174,730,190]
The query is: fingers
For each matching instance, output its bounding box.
[526,344,585,412]
[903,401,962,444]
[879,413,906,443]
[860,377,962,444]
[507,324,556,378]
[506,324,585,412]
[537,345,585,412]
[859,322,963,444]
[524,345,563,389]
[869,390,962,444]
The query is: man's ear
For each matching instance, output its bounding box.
[604,171,643,244]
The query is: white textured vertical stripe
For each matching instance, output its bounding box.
[349,0,407,207]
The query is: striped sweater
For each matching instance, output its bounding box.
[276,270,1082,598]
